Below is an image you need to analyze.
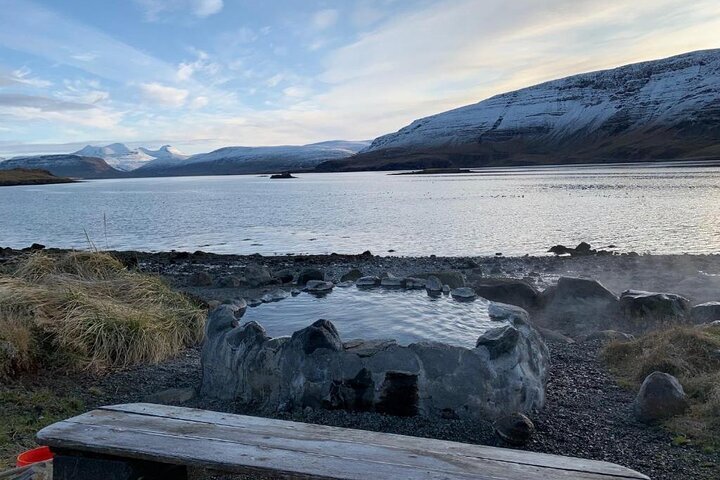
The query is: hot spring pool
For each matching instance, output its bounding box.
[241,286,500,348]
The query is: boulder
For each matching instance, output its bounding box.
[261,289,290,303]
[188,271,213,287]
[620,290,690,319]
[538,277,619,335]
[472,278,539,310]
[241,264,275,287]
[305,280,334,293]
[493,413,535,445]
[425,275,443,293]
[356,276,380,287]
[274,269,295,284]
[451,287,477,301]
[442,285,451,295]
[200,304,549,420]
[537,327,575,344]
[634,372,689,423]
[476,325,520,358]
[404,277,426,289]
[380,276,404,288]
[340,269,364,282]
[297,268,324,286]
[215,275,241,288]
[690,302,720,324]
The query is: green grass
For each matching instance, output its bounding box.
[0,387,84,468]
[604,324,720,448]
[0,251,206,378]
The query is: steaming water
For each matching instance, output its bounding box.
[1,164,720,256]
[240,287,499,348]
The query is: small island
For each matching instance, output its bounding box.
[391,168,477,175]
[270,171,297,179]
[0,168,75,187]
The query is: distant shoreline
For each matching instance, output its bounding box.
[0,168,76,187]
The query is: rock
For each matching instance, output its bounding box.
[539,277,619,335]
[425,275,443,293]
[274,269,294,284]
[574,241,594,255]
[415,270,466,288]
[548,244,573,255]
[207,300,221,310]
[242,264,274,287]
[261,289,290,303]
[340,268,364,282]
[494,413,535,445]
[404,277,426,289]
[634,372,689,422]
[291,288,301,296]
[690,302,720,324]
[200,303,549,420]
[472,278,539,310]
[144,387,196,404]
[476,325,520,358]
[215,275,241,288]
[246,298,262,307]
[29,243,46,251]
[380,276,404,288]
[230,297,247,317]
[585,330,635,342]
[188,271,213,286]
[451,287,477,301]
[297,268,324,285]
[336,281,355,288]
[305,280,334,293]
[356,276,380,287]
[442,285,451,295]
[270,171,296,179]
[620,290,690,319]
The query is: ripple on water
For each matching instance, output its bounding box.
[240,287,502,349]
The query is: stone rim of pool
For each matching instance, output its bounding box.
[201,281,550,420]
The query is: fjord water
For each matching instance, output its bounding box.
[1,164,719,256]
[241,288,496,348]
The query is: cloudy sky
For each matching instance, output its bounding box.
[0,0,719,156]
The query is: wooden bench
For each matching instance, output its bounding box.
[36,403,650,480]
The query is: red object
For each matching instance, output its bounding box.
[16,446,53,467]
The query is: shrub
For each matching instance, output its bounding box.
[0,252,205,378]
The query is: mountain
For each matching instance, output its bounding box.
[135,140,370,176]
[72,143,187,171]
[0,155,125,179]
[318,49,720,172]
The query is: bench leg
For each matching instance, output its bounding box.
[52,451,188,480]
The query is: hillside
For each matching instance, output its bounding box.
[134,140,370,176]
[317,49,720,172]
[73,143,187,171]
[0,168,75,187]
[0,155,125,179]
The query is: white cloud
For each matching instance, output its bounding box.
[312,9,339,30]
[135,0,223,21]
[5,67,53,88]
[282,86,309,98]
[193,0,223,17]
[190,96,208,109]
[71,52,98,62]
[139,82,189,107]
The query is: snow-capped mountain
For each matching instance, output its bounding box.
[135,140,370,176]
[0,155,124,179]
[72,143,187,171]
[319,49,720,171]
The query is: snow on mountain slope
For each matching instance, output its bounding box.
[136,140,370,175]
[72,143,188,171]
[321,49,720,171]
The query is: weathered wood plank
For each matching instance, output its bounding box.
[35,404,650,480]
[103,403,649,479]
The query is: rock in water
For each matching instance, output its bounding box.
[404,277,426,289]
[274,269,295,284]
[451,287,477,301]
[494,412,535,445]
[242,264,274,287]
[380,276,404,288]
[297,268,324,286]
[690,301,720,324]
[472,278,539,310]
[634,372,689,422]
[425,275,443,293]
[340,268,364,282]
[356,276,380,287]
[476,325,520,358]
[305,280,334,293]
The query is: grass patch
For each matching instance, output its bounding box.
[0,386,84,469]
[603,324,720,448]
[0,251,205,378]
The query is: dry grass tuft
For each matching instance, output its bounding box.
[604,324,720,448]
[0,252,205,378]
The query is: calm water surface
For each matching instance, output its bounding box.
[241,287,496,348]
[1,165,719,256]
